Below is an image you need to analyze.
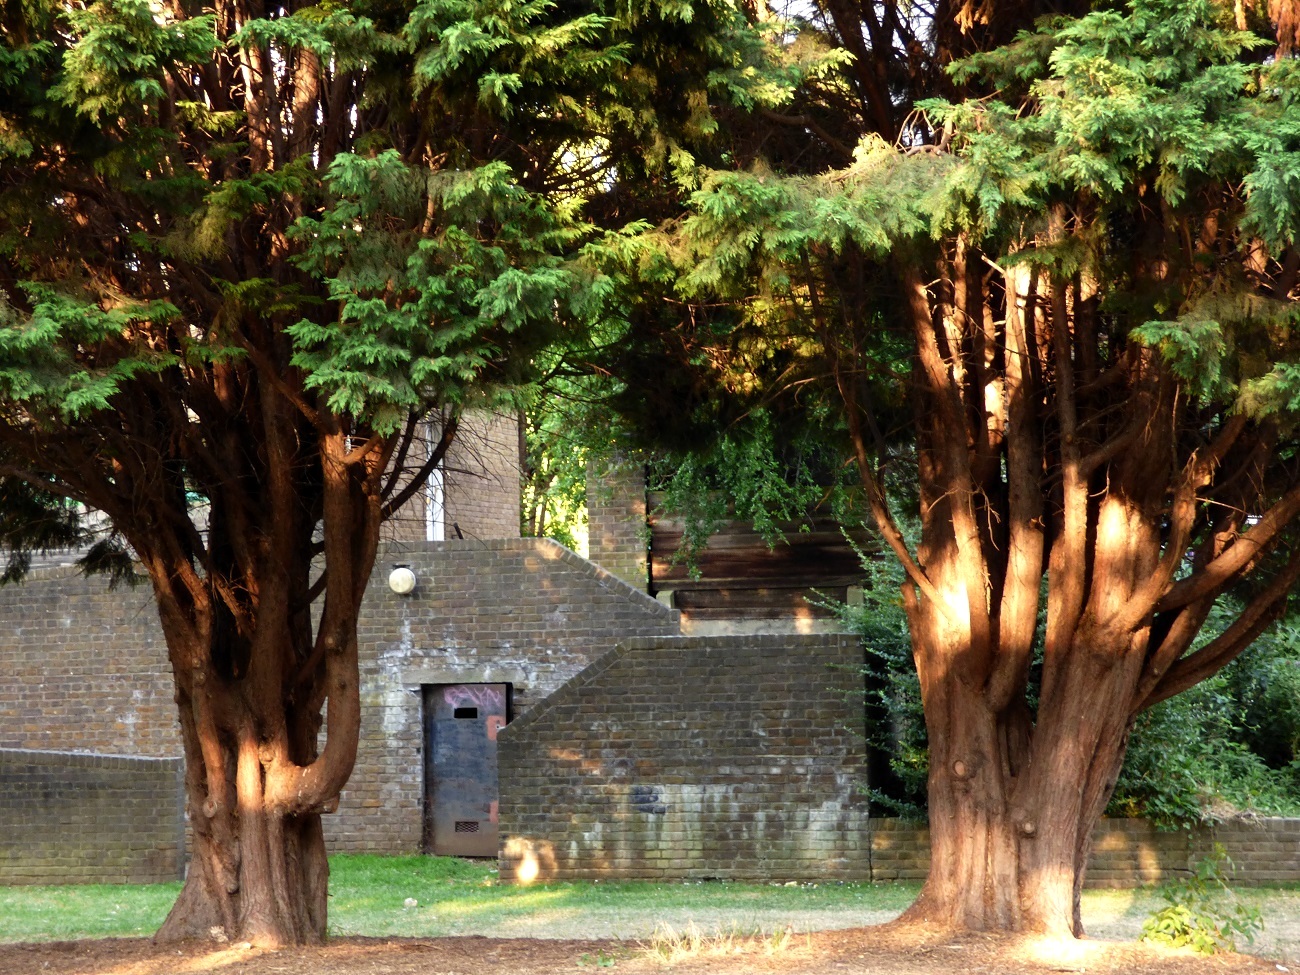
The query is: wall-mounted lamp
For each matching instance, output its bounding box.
[388,565,417,595]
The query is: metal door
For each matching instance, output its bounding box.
[423,683,508,856]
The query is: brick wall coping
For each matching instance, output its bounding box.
[378,536,679,623]
[1,563,142,584]
[499,631,860,743]
[0,747,182,767]
[15,538,677,624]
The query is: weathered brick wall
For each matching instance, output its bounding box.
[7,549,1300,887]
[497,633,871,882]
[586,456,648,591]
[0,539,677,866]
[0,568,177,756]
[386,409,522,544]
[863,818,929,881]
[0,749,184,885]
[849,817,1300,886]
[325,538,680,853]
[443,411,522,540]
[495,632,1300,886]
[1089,818,1300,886]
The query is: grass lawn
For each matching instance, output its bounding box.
[2,855,1298,964]
[0,856,914,943]
[329,857,918,939]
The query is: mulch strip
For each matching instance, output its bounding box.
[0,923,1287,975]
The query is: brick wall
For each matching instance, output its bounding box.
[443,411,522,540]
[325,538,679,853]
[497,633,872,882]
[0,568,176,756]
[7,548,1300,888]
[586,456,648,592]
[0,538,678,868]
[0,749,184,885]
[1089,818,1300,886]
[386,409,523,544]
[834,817,1300,887]
[495,631,1300,887]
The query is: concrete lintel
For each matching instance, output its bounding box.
[400,666,531,690]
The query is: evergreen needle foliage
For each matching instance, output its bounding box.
[0,0,809,945]
[596,0,1300,934]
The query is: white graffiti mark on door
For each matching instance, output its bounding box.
[444,685,505,713]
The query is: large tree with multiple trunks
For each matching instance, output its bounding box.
[598,0,1300,939]
[0,0,791,946]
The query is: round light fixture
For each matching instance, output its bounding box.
[388,565,417,595]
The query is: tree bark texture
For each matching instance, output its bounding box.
[824,211,1300,934]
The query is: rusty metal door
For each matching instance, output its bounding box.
[423,683,508,856]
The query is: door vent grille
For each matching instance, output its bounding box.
[454,821,480,833]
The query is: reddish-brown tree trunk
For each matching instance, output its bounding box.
[116,424,386,948]
[901,622,1136,936]
[160,786,330,945]
[155,659,341,946]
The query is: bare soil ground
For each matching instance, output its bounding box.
[1,923,1292,975]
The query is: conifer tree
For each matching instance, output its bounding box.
[0,0,790,946]
[608,0,1300,937]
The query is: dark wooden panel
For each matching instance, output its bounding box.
[648,508,873,591]
[671,587,846,620]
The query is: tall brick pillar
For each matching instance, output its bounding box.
[586,455,649,592]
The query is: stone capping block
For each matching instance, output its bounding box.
[496,642,632,742]
[498,632,860,744]
[377,537,676,620]
[0,747,181,767]
[519,538,675,620]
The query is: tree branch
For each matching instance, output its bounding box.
[1143,545,1300,710]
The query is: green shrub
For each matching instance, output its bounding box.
[1141,846,1263,954]
[1111,611,1300,827]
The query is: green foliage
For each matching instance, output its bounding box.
[647,404,862,565]
[407,0,623,118]
[1241,59,1300,252]
[0,0,807,587]
[1110,607,1300,827]
[1130,319,1230,405]
[672,137,934,299]
[657,0,1300,431]
[52,0,218,124]
[520,373,599,550]
[1142,846,1264,954]
[1112,678,1300,826]
[1230,622,1300,771]
[836,572,1300,824]
[0,0,804,432]
[925,0,1270,216]
[288,151,587,431]
[0,287,179,422]
[824,537,929,817]
[0,478,134,586]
